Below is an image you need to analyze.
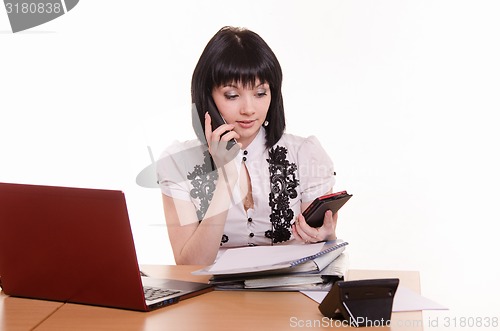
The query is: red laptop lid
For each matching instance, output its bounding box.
[0,182,148,311]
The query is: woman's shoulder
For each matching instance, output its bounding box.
[273,132,332,165]
[157,139,208,171]
[275,132,324,150]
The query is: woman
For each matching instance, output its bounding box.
[157,26,338,265]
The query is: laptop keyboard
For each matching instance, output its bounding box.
[143,286,180,301]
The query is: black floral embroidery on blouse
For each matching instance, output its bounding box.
[187,150,218,222]
[186,150,228,246]
[266,146,299,243]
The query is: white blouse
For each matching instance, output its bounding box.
[157,127,335,248]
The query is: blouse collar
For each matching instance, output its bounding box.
[241,126,267,158]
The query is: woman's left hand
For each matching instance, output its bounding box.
[292,210,338,244]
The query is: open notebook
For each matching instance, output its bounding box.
[193,240,348,276]
[193,240,348,291]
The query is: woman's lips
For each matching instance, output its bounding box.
[236,120,256,129]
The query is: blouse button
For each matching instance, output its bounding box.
[247,218,252,222]
[249,232,255,238]
[243,150,248,155]
[242,157,247,162]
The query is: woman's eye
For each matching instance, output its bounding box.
[224,93,238,100]
[256,90,268,98]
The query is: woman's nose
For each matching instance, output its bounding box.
[239,95,256,115]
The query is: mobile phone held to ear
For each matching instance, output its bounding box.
[207,98,237,151]
[303,191,352,228]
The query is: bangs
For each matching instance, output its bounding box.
[210,45,275,89]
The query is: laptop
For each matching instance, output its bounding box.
[0,182,212,311]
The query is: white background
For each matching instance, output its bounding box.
[1,1,499,329]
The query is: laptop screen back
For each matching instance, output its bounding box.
[0,182,148,311]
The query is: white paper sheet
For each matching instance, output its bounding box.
[301,285,448,312]
[208,242,325,273]
[391,286,448,312]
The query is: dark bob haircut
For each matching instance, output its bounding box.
[191,26,285,148]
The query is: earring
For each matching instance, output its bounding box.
[263,120,269,127]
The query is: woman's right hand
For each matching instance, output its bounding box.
[205,112,241,167]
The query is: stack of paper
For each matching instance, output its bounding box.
[192,240,349,291]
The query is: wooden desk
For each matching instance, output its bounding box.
[0,292,63,331]
[29,266,423,331]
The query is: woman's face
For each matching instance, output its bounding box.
[212,80,271,148]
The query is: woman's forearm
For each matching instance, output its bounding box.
[171,162,239,265]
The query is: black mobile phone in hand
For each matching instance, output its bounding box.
[207,98,237,151]
[303,191,352,228]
